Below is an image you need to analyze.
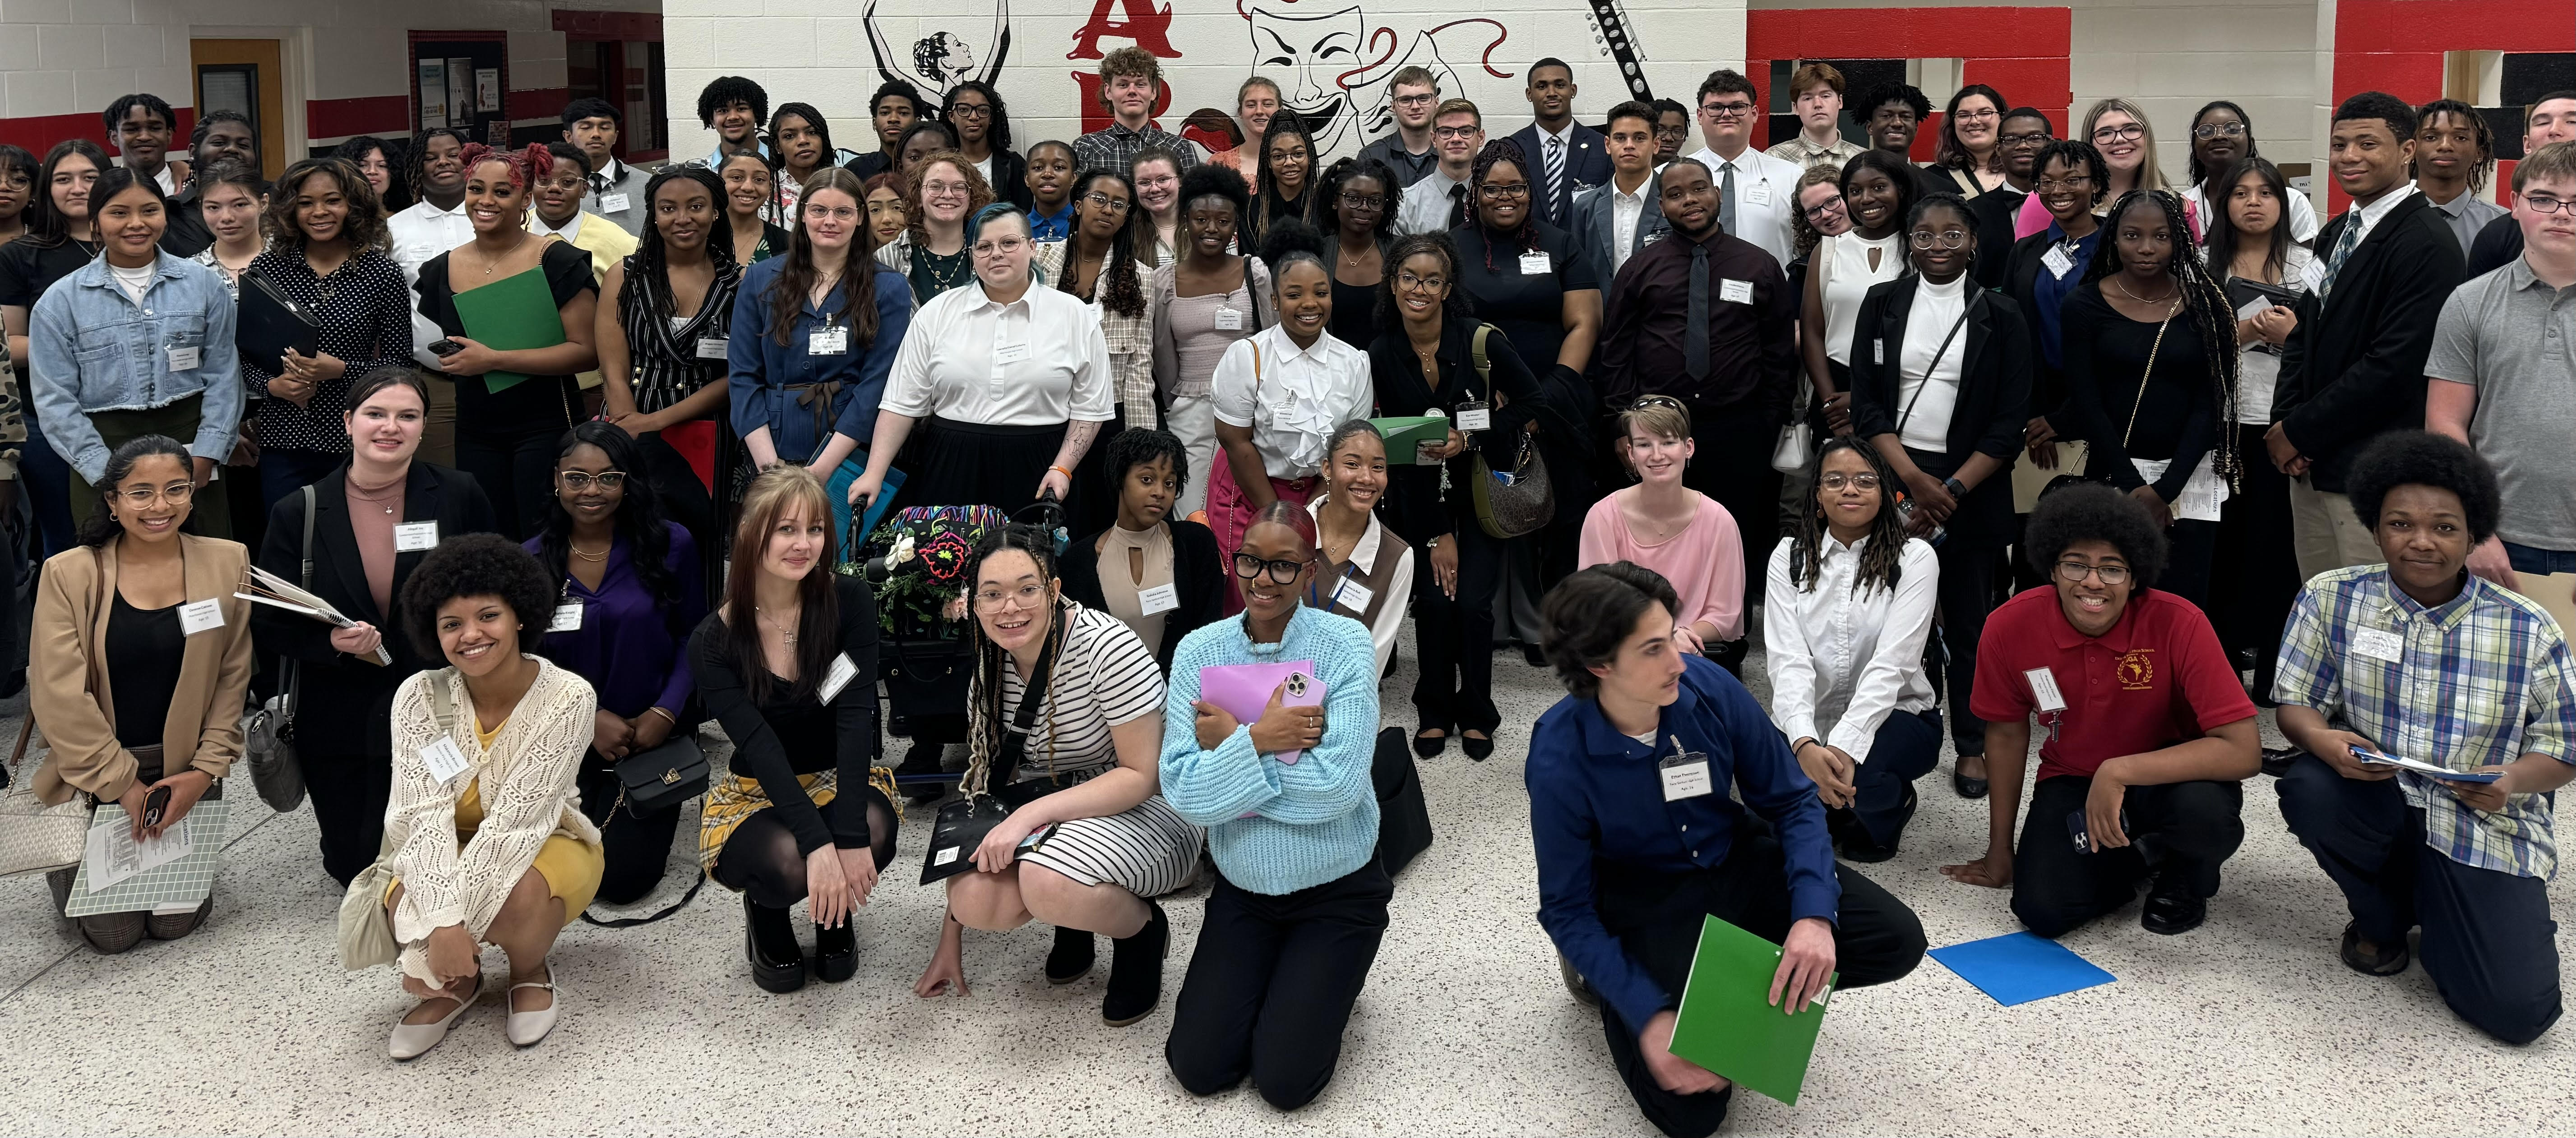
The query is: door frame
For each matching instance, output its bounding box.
[189,26,313,171]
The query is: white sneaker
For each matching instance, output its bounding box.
[388,975,481,1060]
[504,968,560,1047]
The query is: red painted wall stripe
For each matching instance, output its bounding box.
[306,96,410,142]
[2335,0,2574,55]
[0,108,194,160]
[511,87,570,124]
[554,9,663,39]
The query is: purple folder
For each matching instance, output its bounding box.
[1198,660,1322,765]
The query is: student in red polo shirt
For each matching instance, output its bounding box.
[1942,483,2261,935]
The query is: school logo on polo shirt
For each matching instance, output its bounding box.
[2118,648,2155,690]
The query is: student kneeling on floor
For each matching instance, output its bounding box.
[1527,562,1926,1138]
[2273,432,2571,1045]
[1941,481,2259,936]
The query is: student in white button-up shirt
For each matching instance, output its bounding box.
[384,126,478,465]
[1687,70,1807,268]
[855,204,1115,519]
[1764,437,1942,862]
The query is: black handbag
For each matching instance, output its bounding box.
[1372,727,1434,875]
[919,624,1058,884]
[608,735,709,818]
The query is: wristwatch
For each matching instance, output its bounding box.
[1943,476,1968,498]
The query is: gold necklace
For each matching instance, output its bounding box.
[569,542,609,563]
[2110,275,2179,306]
[476,233,531,276]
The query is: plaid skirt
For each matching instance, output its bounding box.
[698,767,901,871]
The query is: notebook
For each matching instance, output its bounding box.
[236,271,321,372]
[1198,661,1323,765]
[1369,416,1452,465]
[1667,915,1836,1105]
[451,267,567,393]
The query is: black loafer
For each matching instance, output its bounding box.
[1103,902,1169,1027]
[813,919,857,983]
[1461,732,1495,761]
[1522,643,1547,668]
[1413,728,1449,758]
[2261,746,2302,778]
[1045,925,1096,984]
[745,896,807,994]
[895,742,949,806]
[2141,879,2206,935]
[1953,754,1989,799]
[2340,921,2410,976]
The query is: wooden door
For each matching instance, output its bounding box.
[189,38,286,182]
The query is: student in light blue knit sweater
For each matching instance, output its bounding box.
[1159,502,1387,1112]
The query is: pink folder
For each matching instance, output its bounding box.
[1198,660,1323,765]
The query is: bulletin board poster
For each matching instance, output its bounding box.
[448,59,476,124]
[417,59,447,129]
[476,68,501,114]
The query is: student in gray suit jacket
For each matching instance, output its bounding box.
[1568,101,1670,289]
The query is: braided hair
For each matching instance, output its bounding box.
[627,163,739,324]
[404,126,473,203]
[1468,138,1538,273]
[962,524,1071,797]
[1059,167,1147,319]
[1787,436,1911,595]
[1251,109,1320,244]
[2414,98,2497,193]
[1316,156,1401,249]
[2082,189,2242,487]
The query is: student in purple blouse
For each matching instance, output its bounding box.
[524,421,707,906]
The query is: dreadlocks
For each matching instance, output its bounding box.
[2082,189,2242,488]
[1468,138,1538,274]
[628,162,740,324]
[1786,437,1912,595]
[962,525,1071,797]
[1058,167,1147,319]
[2414,98,2498,193]
[1250,109,1320,245]
[405,126,472,203]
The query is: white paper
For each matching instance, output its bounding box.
[166,346,201,371]
[177,598,224,636]
[2130,456,2228,522]
[694,336,728,360]
[2026,667,2067,712]
[2235,295,2273,321]
[1659,758,1714,801]
[1137,582,1180,615]
[2354,627,2405,663]
[549,603,583,633]
[1214,307,1244,331]
[393,521,439,552]
[1719,278,1753,304]
[600,193,631,214]
[818,653,859,703]
[420,737,470,783]
[1333,577,1375,613]
[1518,252,1552,276]
[2043,244,2077,279]
[83,810,192,892]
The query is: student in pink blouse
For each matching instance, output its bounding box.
[1578,396,1748,673]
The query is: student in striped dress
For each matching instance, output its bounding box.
[917,524,1202,1027]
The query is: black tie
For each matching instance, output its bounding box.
[1449,184,1468,229]
[1686,243,1710,381]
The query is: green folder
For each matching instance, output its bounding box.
[1668,916,1838,1105]
[1369,415,1451,464]
[451,266,566,393]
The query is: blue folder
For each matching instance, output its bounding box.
[1928,931,2115,1007]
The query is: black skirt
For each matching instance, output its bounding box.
[902,417,1069,518]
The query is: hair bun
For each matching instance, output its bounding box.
[1257,216,1327,268]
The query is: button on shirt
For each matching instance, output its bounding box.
[2424,257,2576,551]
[1209,323,1373,478]
[1394,169,1470,235]
[1685,146,1802,267]
[2274,566,2576,879]
[1608,180,1651,279]
[1971,586,2256,783]
[882,281,1115,427]
[1763,534,1940,763]
[1595,226,1798,410]
[1527,654,1840,1034]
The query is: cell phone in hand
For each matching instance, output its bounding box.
[2066,808,2130,855]
[427,338,463,357]
[143,784,172,828]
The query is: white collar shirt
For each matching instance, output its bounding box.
[1608,176,1653,277]
[387,198,476,282]
[1210,323,1374,479]
[1307,494,1416,676]
[881,281,1116,427]
[2342,180,2421,247]
[1761,534,1941,763]
[1686,146,1801,267]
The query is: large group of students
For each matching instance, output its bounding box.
[0,45,2570,1135]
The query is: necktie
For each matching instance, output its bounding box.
[1544,135,1567,226]
[1720,161,1738,236]
[2317,207,2364,302]
[1686,243,1711,382]
[589,172,610,194]
[1448,183,1468,229]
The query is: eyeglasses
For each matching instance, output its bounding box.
[2091,124,2146,144]
[1802,198,1848,221]
[1653,124,1690,140]
[557,470,627,490]
[1952,108,2001,122]
[972,235,1030,257]
[1909,228,1971,249]
[118,482,194,506]
[1396,270,1447,292]
[1079,192,1130,213]
[2192,122,2248,140]
[2523,194,2576,215]
[948,103,993,120]
[1392,93,1437,108]
[923,181,969,199]
[1999,130,2051,147]
[2036,176,2095,193]
[973,582,1049,612]
[2054,560,2132,585]
[1233,551,1311,584]
[1477,183,1529,200]
[803,204,859,222]
[1433,125,1481,140]
[1269,147,1311,163]
[1818,472,1880,490]
[1703,102,1757,120]
[1339,191,1387,209]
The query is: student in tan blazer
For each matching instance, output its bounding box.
[28,433,254,953]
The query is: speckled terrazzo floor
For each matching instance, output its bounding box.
[0,612,2569,1137]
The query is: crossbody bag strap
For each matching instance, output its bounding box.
[1241,258,1265,332]
[288,483,316,706]
[978,613,1065,794]
[2121,301,2182,450]
[1893,301,1974,439]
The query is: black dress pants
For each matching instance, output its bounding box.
[1678,402,1781,608]
[1166,859,1393,1111]
[1933,532,2004,756]
[577,762,685,906]
[2012,774,2244,938]
[1841,709,1942,848]
[458,418,571,541]
[2209,422,2301,694]
[2275,755,2562,1044]
[304,747,392,887]
[1589,832,1927,1138]
[1411,523,1505,733]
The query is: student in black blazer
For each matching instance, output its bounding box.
[1054,428,1225,675]
[1568,100,1670,289]
[250,369,499,886]
[2270,93,2470,579]
[1846,194,2033,791]
[2001,140,2110,493]
[1508,58,1612,230]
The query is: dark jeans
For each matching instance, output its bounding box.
[2275,755,2563,1044]
[459,419,569,541]
[2503,541,2576,575]
[1589,834,1927,1138]
[577,761,685,906]
[1934,534,2003,756]
[1841,709,1942,848]
[2210,424,2301,693]
[258,447,346,516]
[1166,859,1393,1112]
[1412,523,1505,733]
[68,394,232,539]
[305,747,393,887]
[2012,774,2245,938]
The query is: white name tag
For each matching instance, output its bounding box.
[599,193,631,213]
[177,598,224,636]
[809,325,848,355]
[1214,307,1244,332]
[1872,338,1884,365]
[549,603,584,633]
[2026,667,2067,712]
[2043,244,2077,280]
[1744,180,1773,207]
[993,341,1031,365]
[419,736,470,783]
[933,845,961,866]
[393,521,439,552]
[1518,251,1552,275]
[694,336,729,360]
[166,346,201,371]
[1137,582,1180,615]
[1333,577,1375,613]
[818,652,859,703]
[2354,627,2405,663]
[1659,753,1714,801]
[1455,405,1492,433]
[1719,278,1753,305]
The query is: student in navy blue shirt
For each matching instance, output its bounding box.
[1527,562,1925,1138]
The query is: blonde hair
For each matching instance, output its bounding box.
[2082,97,2167,192]
[1615,399,1693,473]
[723,465,842,705]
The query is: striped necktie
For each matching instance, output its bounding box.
[2317,207,2365,303]
[1544,135,1567,226]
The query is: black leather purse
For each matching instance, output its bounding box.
[610,735,710,818]
[919,628,1059,884]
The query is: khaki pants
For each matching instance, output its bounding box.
[2288,473,2379,582]
[418,370,458,469]
[70,393,231,539]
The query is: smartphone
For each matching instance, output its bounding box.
[2066,808,2131,855]
[143,784,172,829]
[427,338,463,357]
[1276,671,1326,765]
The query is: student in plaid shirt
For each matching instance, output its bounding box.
[2274,432,2575,1045]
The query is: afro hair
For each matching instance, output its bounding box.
[398,533,560,662]
[2025,481,2170,593]
[2345,431,2502,544]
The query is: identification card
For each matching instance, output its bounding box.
[2026,667,2067,712]
[1333,577,1375,613]
[166,345,201,371]
[818,652,860,703]
[993,341,1032,365]
[1873,338,1884,365]
[1455,400,1493,432]
[1518,251,1552,275]
[1137,582,1181,615]
[177,598,224,636]
[694,336,729,360]
[1744,180,1773,207]
[2043,243,2077,280]
[599,193,631,213]
[549,603,584,633]
[393,521,439,552]
[933,845,961,866]
[1719,278,1754,305]
[2354,627,2404,663]
[419,737,470,783]
[1659,745,1715,801]
[1214,307,1245,331]
[809,325,848,355]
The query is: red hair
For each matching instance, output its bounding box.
[457,142,554,191]
[1247,500,1319,560]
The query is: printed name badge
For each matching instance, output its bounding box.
[1518,251,1552,276]
[1214,307,1245,332]
[1659,745,1715,802]
[177,598,224,636]
[549,603,584,633]
[166,346,201,371]
[2025,667,2067,712]
[1744,180,1773,207]
[933,845,961,866]
[818,653,860,703]
[420,736,471,783]
[694,336,729,360]
[2354,627,2405,663]
[1455,400,1493,433]
[599,193,631,214]
[2043,244,2077,280]
[1872,339,1885,365]
[393,521,439,552]
[1719,279,1754,305]
[993,341,1032,365]
[1137,582,1181,615]
[809,324,848,355]
[1333,576,1375,613]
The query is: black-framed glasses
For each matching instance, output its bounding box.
[2055,560,2132,585]
[1396,270,1447,292]
[1339,191,1387,209]
[1079,192,1131,213]
[2523,194,2576,215]
[1652,124,1690,140]
[1909,228,1971,249]
[1392,92,1438,108]
[1233,551,1310,584]
[2192,122,2247,139]
[948,103,993,120]
[1703,102,1757,120]
[557,470,627,490]
[1477,183,1530,200]
[1803,198,1847,221]
[1999,130,2051,147]
[2092,124,2146,143]
[1433,125,1480,139]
